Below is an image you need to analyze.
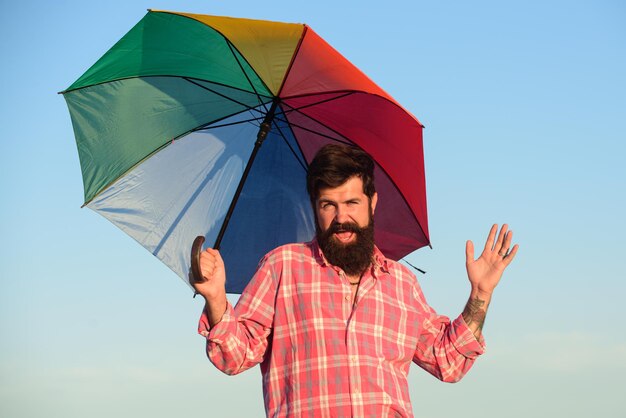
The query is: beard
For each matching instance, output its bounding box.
[317,218,375,277]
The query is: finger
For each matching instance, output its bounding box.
[200,257,215,270]
[495,224,509,253]
[466,240,475,264]
[501,229,514,254]
[199,252,215,269]
[199,251,218,279]
[205,248,224,268]
[199,263,213,280]
[502,243,519,265]
[484,224,498,252]
[495,224,510,255]
[200,248,221,266]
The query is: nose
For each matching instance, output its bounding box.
[335,204,350,224]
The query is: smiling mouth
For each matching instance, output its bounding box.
[334,231,355,243]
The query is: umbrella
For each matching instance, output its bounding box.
[61,9,430,293]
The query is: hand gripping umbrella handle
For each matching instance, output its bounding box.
[191,236,206,283]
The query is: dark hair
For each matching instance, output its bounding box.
[306,144,376,203]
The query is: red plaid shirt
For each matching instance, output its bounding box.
[199,240,485,417]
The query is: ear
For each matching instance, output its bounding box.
[370,192,378,215]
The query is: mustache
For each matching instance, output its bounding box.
[328,222,362,234]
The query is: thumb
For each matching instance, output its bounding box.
[465,240,475,264]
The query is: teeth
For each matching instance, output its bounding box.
[335,231,354,242]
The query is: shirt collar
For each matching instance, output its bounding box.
[310,238,391,277]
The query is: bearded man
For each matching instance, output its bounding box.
[192,144,518,418]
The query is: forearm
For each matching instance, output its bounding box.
[199,263,276,375]
[461,289,492,340]
[413,314,486,382]
[203,293,228,328]
[199,303,267,376]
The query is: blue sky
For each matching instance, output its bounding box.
[1,1,625,417]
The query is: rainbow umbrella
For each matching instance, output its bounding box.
[61,10,429,293]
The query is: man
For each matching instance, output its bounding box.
[192,144,518,417]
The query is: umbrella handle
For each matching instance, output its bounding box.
[191,235,206,283]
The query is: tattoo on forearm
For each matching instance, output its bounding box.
[462,297,487,333]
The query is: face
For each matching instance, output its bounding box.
[316,176,378,240]
[315,176,378,276]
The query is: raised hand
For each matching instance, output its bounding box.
[462,224,518,338]
[465,224,518,297]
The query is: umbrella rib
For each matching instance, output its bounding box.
[186,107,265,135]
[195,115,265,131]
[275,91,356,165]
[183,77,270,116]
[278,102,354,145]
[401,259,426,274]
[274,101,355,146]
[273,115,352,146]
[275,24,307,97]
[225,41,272,115]
[270,115,308,172]
[280,92,355,115]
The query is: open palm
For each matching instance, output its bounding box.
[466,224,518,295]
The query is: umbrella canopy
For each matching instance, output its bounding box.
[62,10,429,293]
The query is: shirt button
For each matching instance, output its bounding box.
[345,295,350,301]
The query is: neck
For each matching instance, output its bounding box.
[346,273,362,283]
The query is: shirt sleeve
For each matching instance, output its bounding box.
[411,281,486,383]
[197,254,277,376]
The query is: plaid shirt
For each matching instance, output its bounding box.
[199,240,485,417]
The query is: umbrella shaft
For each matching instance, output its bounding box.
[213,100,279,250]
